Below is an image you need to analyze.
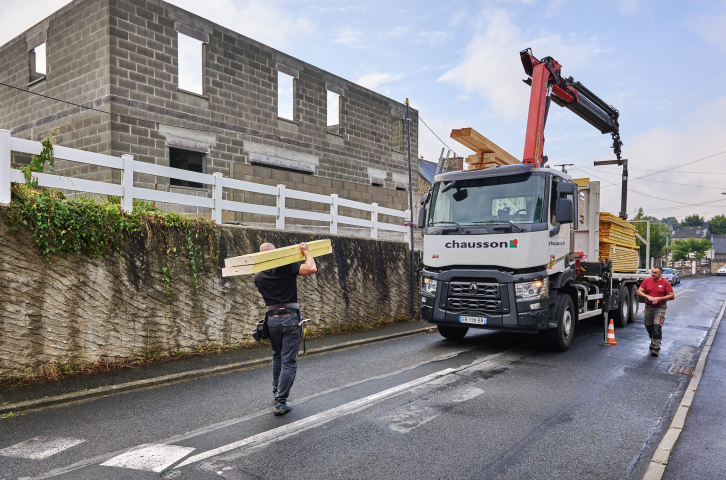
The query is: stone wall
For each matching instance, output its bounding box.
[0,215,414,377]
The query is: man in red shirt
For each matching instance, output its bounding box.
[636,266,675,357]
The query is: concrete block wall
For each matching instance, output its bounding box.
[0,0,418,227]
[0,0,113,176]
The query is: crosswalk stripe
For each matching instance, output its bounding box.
[101,444,195,473]
[0,437,85,460]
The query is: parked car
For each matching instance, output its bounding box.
[661,268,676,285]
[637,269,647,275]
[672,269,681,284]
[718,265,726,276]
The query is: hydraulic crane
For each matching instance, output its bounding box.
[520,48,629,219]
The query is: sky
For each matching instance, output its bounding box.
[3,0,726,221]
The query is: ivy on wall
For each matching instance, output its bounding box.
[4,130,219,302]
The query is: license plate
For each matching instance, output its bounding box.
[460,315,487,325]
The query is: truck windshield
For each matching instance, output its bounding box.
[428,173,546,226]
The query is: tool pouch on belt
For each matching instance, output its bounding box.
[251,313,270,341]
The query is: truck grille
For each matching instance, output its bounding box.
[449,282,499,298]
[447,298,501,313]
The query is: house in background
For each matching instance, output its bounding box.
[417,156,463,195]
[711,235,726,273]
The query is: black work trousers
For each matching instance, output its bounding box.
[268,313,302,404]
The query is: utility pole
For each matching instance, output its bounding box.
[405,99,416,323]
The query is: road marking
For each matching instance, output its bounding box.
[0,437,85,460]
[176,367,457,468]
[101,444,195,473]
[23,347,489,479]
[379,386,485,433]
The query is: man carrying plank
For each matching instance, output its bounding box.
[253,242,318,415]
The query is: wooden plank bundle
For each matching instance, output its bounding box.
[222,239,332,277]
[599,213,639,272]
[450,128,521,170]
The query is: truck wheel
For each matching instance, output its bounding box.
[542,295,575,352]
[613,285,630,328]
[438,325,469,340]
[628,286,639,323]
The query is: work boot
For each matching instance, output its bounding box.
[274,402,292,415]
[651,349,659,357]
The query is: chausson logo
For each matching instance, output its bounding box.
[549,240,566,246]
[442,239,519,249]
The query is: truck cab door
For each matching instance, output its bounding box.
[548,179,575,273]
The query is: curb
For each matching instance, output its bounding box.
[642,299,726,480]
[0,326,434,416]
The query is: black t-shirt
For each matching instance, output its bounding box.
[253,262,301,306]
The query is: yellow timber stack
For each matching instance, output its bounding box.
[599,213,639,272]
[222,239,332,277]
[450,127,521,170]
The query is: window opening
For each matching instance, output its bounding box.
[178,33,203,95]
[30,43,46,79]
[278,71,294,120]
[169,148,204,188]
[327,90,340,128]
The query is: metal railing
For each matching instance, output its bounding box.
[0,130,411,245]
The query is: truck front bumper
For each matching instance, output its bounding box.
[420,268,551,331]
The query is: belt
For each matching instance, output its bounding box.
[267,303,299,312]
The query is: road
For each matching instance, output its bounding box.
[1,276,723,480]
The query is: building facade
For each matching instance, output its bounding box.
[0,0,418,233]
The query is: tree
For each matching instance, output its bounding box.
[709,214,726,235]
[630,208,670,265]
[681,214,704,227]
[671,238,713,260]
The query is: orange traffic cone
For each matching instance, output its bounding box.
[606,318,618,346]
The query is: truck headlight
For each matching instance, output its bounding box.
[515,278,549,300]
[420,276,438,296]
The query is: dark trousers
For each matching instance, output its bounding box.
[644,305,666,350]
[268,313,302,404]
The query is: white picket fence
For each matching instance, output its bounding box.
[0,130,411,245]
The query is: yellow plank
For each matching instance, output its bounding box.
[573,178,589,187]
[224,239,331,268]
[222,246,332,277]
[450,128,520,165]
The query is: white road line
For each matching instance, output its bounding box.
[100,444,195,473]
[20,347,478,480]
[176,367,457,468]
[0,437,85,460]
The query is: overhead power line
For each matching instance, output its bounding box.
[574,166,726,190]
[413,111,459,157]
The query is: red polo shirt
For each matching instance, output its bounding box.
[640,277,673,306]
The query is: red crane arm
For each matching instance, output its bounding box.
[519,48,622,168]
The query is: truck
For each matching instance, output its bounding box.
[417,49,649,351]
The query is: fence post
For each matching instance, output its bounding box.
[330,193,338,235]
[121,154,134,213]
[276,184,286,230]
[371,203,378,239]
[212,172,223,224]
[0,130,10,206]
[404,209,412,248]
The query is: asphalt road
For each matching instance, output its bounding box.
[1,276,723,480]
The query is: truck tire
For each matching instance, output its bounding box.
[542,295,575,352]
[438,325,469,340]
[613,285,630,328]
[628,285,639,323]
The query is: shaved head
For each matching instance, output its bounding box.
[260,243,275,252]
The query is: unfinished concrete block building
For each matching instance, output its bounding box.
[0,0,418,231]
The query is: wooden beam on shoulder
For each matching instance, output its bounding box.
[223,245,333,277]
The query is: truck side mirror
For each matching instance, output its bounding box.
[555,198,574,224]
[557,182,577,195]
[420,191,431,206]
[417,207,428,229]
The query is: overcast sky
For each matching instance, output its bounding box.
[3,0,726,220]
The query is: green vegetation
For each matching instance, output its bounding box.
[630,208,671,263]
[3,130,219,303]
[681,214,705,227]
[709,214,726,235]
[671,238,713,261]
